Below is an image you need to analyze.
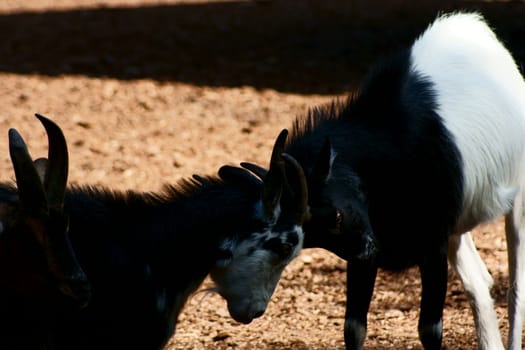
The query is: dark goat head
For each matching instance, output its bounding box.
[209,129,309,324]
[242,135,356,259]
[0,114,91,307]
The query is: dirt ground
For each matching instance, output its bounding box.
[1,0,525,349]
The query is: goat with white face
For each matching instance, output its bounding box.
[240,12,525,350]
[0,115,308,349]
[212,131,308,321]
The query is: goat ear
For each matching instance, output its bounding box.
[281,153,309,224]
[33,157,49,185]
[311,137,334,185]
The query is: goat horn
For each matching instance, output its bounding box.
[282,153,309,224]
[240,162,268,180]
[218,165,263,187]
[8,128,48,216]
[35,114,68,211]
[262,129,288,220]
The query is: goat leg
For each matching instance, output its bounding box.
[344,259,377,350]
[418,245,448,350]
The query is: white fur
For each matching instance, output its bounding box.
[448,233,503,349]
[412,13,525,229]
[210,225,304,324]
[411,12,525,350]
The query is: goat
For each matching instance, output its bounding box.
[0,114,91,347]
[239,12,525,350]
[0,114,308,349]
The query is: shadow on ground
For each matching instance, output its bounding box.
[1,0,525,94]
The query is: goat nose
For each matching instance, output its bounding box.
[253,309,264,319]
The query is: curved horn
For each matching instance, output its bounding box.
[8,128,48,215]
[282,153,309,224]
[262,129,288,220]
[35,114,68,210]
[218,165,263,188]
[240,162,268,180]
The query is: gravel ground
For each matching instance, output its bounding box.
[1,1,524,348]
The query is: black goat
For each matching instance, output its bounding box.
[238,12,525,350]
[0,114,91,347]
[0,114,307,350]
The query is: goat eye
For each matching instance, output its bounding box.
[263,237,293,259]
[335,209,344,229]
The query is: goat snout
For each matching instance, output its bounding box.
[227,300,266,324]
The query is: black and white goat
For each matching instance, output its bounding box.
[0,114,308,349]
[238,12,525,350]
[0,115,91,347]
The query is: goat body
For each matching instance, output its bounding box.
[0,178,260,349]
[66,181,263,349]
[0,117,308,349]
[277,12,525,350]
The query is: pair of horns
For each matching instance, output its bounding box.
[243,129,309,225]
[9,114,68,216]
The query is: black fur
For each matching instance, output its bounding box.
[287,49,464,268]
[283,49,464,349]
[0,175,265,350]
